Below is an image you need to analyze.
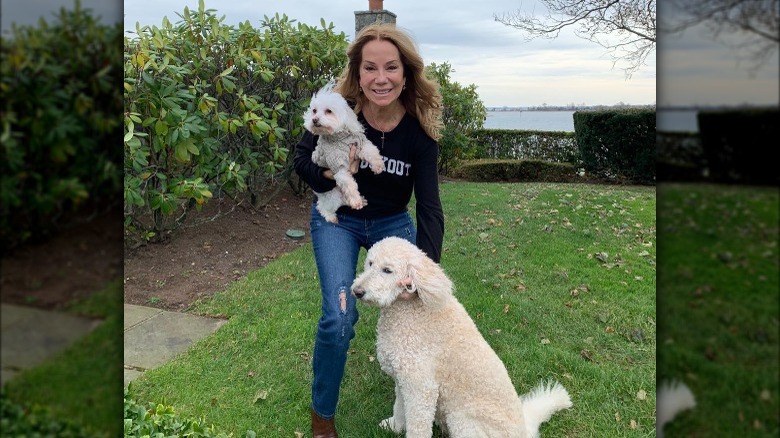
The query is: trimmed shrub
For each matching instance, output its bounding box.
[656,132,706,182]
[448,159,582,183]
[469,129,578,163]
[574,109,655,184]
[697,107,779,186]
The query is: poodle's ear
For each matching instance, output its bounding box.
[407,254,452,308]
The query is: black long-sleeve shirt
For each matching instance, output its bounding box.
[293,112,444,262]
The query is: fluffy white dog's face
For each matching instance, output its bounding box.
[353,237,453,309]
[352,238,412,308]
[303,90,353,137]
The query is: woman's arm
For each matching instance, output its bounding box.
[293,131,338,193]
[413,140,445,263]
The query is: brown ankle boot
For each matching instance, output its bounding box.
[310,407,338,438]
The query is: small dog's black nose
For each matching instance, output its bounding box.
[312,117,320,126]
[352,286,365,299]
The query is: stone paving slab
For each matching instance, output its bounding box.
[1,304,102,386]
[123,304,227,386]
[1,303,227,388]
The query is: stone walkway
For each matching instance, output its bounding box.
[123,304,226,386]
[0,303,226,387]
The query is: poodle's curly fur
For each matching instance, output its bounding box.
[303,85,384,223]
[656,380,696,438]
[352,237,572,438]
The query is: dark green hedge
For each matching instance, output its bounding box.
[656,132,706,182]
[0,4,122,251]
[448,159,583,183]
[698,107,779,186]
[468,129,578,163]
[574,109,655,184]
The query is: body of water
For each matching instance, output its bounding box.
[656,109,699,133]
[485,109,700,133]
[484,110,575,132]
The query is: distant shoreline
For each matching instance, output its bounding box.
[487,104,654,112]
[487,103,779,112]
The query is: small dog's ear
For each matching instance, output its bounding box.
[407,254,452,308]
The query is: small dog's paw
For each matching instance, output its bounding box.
[350,196,367,210]
[379,417,404,433]
[370,161,385,174]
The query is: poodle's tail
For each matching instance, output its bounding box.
[656,380,696,438]
[520,380,572,437]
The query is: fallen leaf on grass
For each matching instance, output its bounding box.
[630,419,637,429]
[636,389,647,401]
[628,329,645,343]
[580,349,593,361]
[253,389,269,403]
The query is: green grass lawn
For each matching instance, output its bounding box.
[2,279,123,437]
[128,181,657,437]
[5,182,775,437]
[657,183,779,437]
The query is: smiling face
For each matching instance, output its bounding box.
[359,39,405,110]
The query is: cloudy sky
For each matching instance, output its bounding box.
[2,1,777,108]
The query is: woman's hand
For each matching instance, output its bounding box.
[322,144,359,180]
[347,143,359,174]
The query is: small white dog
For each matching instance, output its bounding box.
[302,83,385,223]
[352,237,572,437]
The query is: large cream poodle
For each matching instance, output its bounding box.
[351,237,572,438]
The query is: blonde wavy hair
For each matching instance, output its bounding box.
[334,23,443,141]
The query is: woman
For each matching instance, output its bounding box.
[293,23,445,438]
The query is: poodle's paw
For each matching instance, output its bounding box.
[348,197,367,210]
[315,202,339,224]
[369,159,385,174]
[344,191,366,210]
[353,196,368,210]
[379,416,404,433]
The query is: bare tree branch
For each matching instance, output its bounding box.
[660,0,779,75]
[494,0,656,78]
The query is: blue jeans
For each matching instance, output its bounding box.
[309,204,417,419]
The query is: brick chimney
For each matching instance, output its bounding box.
[355,0,397,37]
